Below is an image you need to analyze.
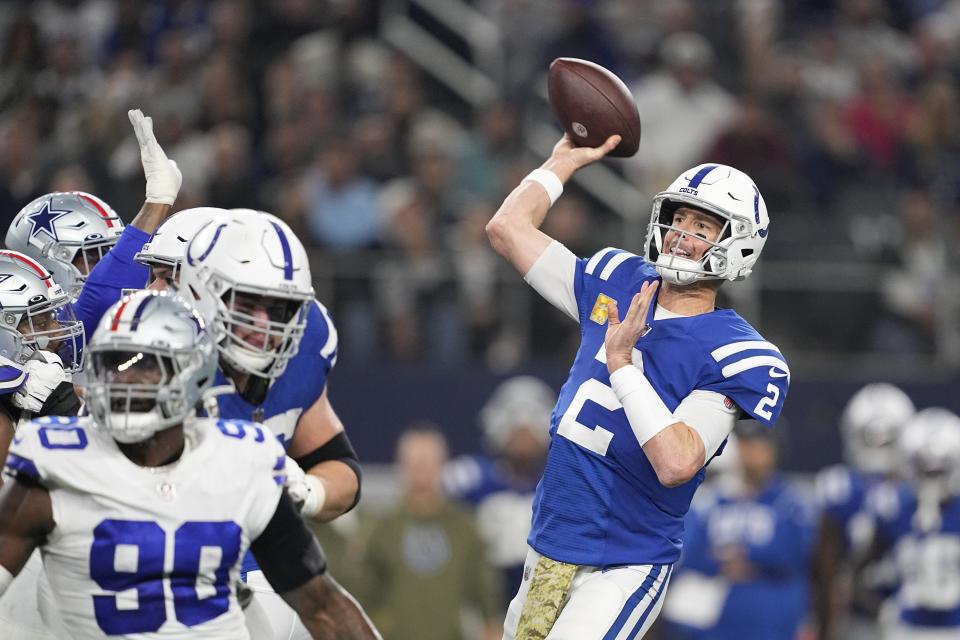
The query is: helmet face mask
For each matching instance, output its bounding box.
[644,164,769,285]
[6,192,123,298]
[85,291,217,444]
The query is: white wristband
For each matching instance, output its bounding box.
[609,365,676,445]
[301,474,327,518]
[523,168,564,206]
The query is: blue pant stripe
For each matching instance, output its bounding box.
[601,564,663,640]
[626,564,672,640]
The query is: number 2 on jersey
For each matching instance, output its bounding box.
[90,519,241,634]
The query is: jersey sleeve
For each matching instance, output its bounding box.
[74,225,151,337]
[815,465,859,525]
[4,419,47,486]
[0,355,26,396]
[700,338,790,427]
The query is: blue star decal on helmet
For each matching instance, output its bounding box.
[26,199,71,241]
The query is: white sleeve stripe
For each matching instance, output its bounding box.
[721,356,790,381]
[585,247,618,275]
[711,340,782,361]
[524,240,579,322]
[315,300,339,360]
[0,371,26,390]
[599,251,634,281]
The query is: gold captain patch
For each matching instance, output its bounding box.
[589,293,614,324]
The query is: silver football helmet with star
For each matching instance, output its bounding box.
[6,192,124,298]
[85,290,217,443]
[644,164,769,285]
[0,250,85,373]
[179,208,314,379]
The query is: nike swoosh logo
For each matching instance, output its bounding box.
[728,192,742,201]
[769,368,788,379]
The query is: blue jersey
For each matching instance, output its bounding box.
[816,464,883,550]
[530,248,789,567]
[74,226,150,336]
[872,483,960,629]
[669,476,815,640]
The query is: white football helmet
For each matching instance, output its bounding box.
[85,290,217,443]
[644,164,769,285]
[179,209,314,379]
[134,207,225,287]
[899,408,960,503]
[841,383,916,475]
[480,376,556,451]
[6,192,124,297]
[0,251,85,372]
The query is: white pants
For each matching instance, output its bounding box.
[0,551,62,640]
[503,548,672,640]
[242,569,311,640]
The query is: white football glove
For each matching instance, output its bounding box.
[284,456,326,518]
[128,109,182,205]
[13,352,68,413]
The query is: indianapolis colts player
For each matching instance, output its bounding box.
[0,290,381,639]
[135,207,223,290]
[813,383,915,640]
[486,134,789,639]
[866,408,960,639]
[178,208,361,640]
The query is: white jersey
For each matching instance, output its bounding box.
[5,415,286,639]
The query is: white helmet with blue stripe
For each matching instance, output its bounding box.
[645,163,770,285]
[134,207,226,286]
[842,383,915,475]
[179,208,314,379]
[85,290,216,443]
[899,408,960,510]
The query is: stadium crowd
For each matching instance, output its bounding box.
[0,0,958,365]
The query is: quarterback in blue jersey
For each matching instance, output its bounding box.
[486,134,789,639]
[866,408,960,639]
[813,383,915,640]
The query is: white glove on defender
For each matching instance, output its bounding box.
[13,352,68,413]
[128,109,182,205]
[284,456,326,518]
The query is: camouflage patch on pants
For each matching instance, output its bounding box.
[514,556,579,640]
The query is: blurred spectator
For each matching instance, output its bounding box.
[358,426,502,640]
[302,138,383,251]
[842,56,915,172]
[630,31,735,196]
[872,190,950,355]
[206,122,260,210]
[661,423,816,640]
[445,376,554,606]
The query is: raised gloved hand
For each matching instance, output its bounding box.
[283,455,326,518]
[13,352,68,413]
[128,109,182,205]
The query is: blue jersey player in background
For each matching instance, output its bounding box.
[865,408,960,640]
[661,421,816,640]
[486,133,789,639]
[813,383,915,640]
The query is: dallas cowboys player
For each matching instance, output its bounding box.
[813,383,915,640]
[178,208,361,640]
[485,134,788,639]
[0,290,380,639]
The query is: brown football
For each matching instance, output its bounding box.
[547,58,641,158]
